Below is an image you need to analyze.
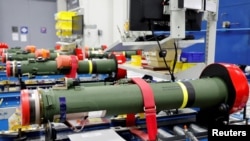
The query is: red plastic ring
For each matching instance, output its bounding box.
[2,53,6,63]
[222,63,249,113]
[75,48,84,60]
[21,90,30,126]
[6,61,12,77]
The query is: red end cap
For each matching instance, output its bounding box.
[2,53,6,63]
[117,68,127,79]
[0,49,5,57]
[75,48,84,60]
[223,64,249,113]
[101,44,107,50]
[200,63,249,114]
[136,50,142,55]
[0,43,8,49]
[115,54,126,64]
[21,90,30,126]
[6,61,12,77]
[115,54,127,79]
[0,49,3,57]
[85,51,89,59]
[55,44,61,50]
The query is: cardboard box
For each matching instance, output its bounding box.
[147,60,171,68]
[144,49,182,62]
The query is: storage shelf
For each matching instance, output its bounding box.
[109,36,206,81]
[56,41,76,45]
[119,62,206,81]
[104,37,204,52]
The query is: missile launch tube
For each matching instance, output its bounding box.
[2,49,83,63]
[3,47,22,54]
[20,63,249,126]
[77,59,117,74]
[6,55,120,77]
[4,52,36,61]
[85,49,138,59]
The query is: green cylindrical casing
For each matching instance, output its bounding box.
[48,52,57,60]
[8,58,117,76]
[88,51,109,58]
[6,51,73,61]
[78,59,117,74]
[7,52,35,61]
[87,51,137,59]
[39,77,228,122]
[15,60,59,75]
[122,51,138,58]
[45,51,75,60]
[4,47,22,53]
[5,47,22,53]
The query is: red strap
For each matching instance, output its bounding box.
[126,113,136,126]
[130,127,149,141]
[131,77,157,141]
[65,55,78,78]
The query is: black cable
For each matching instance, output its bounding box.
[151,30,175,82]
[147,19,175,82]
[171,41,178,81]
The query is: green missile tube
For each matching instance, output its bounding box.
[84,48,109,58]
[86,50,138,59]
[2,46,36,55]
[85,47,139,59]
[87,51,109,59]
[0,47,22,59]
[4,47,22,53]
[1,46,35,58]
[6,54,122,77]
[3,52,36,62]
[123,51,140,58]
[2,49,83,63]
[20,63,249,125]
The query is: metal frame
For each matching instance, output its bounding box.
[204,0,219,65]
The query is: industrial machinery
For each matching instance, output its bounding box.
[1,63,247,141]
